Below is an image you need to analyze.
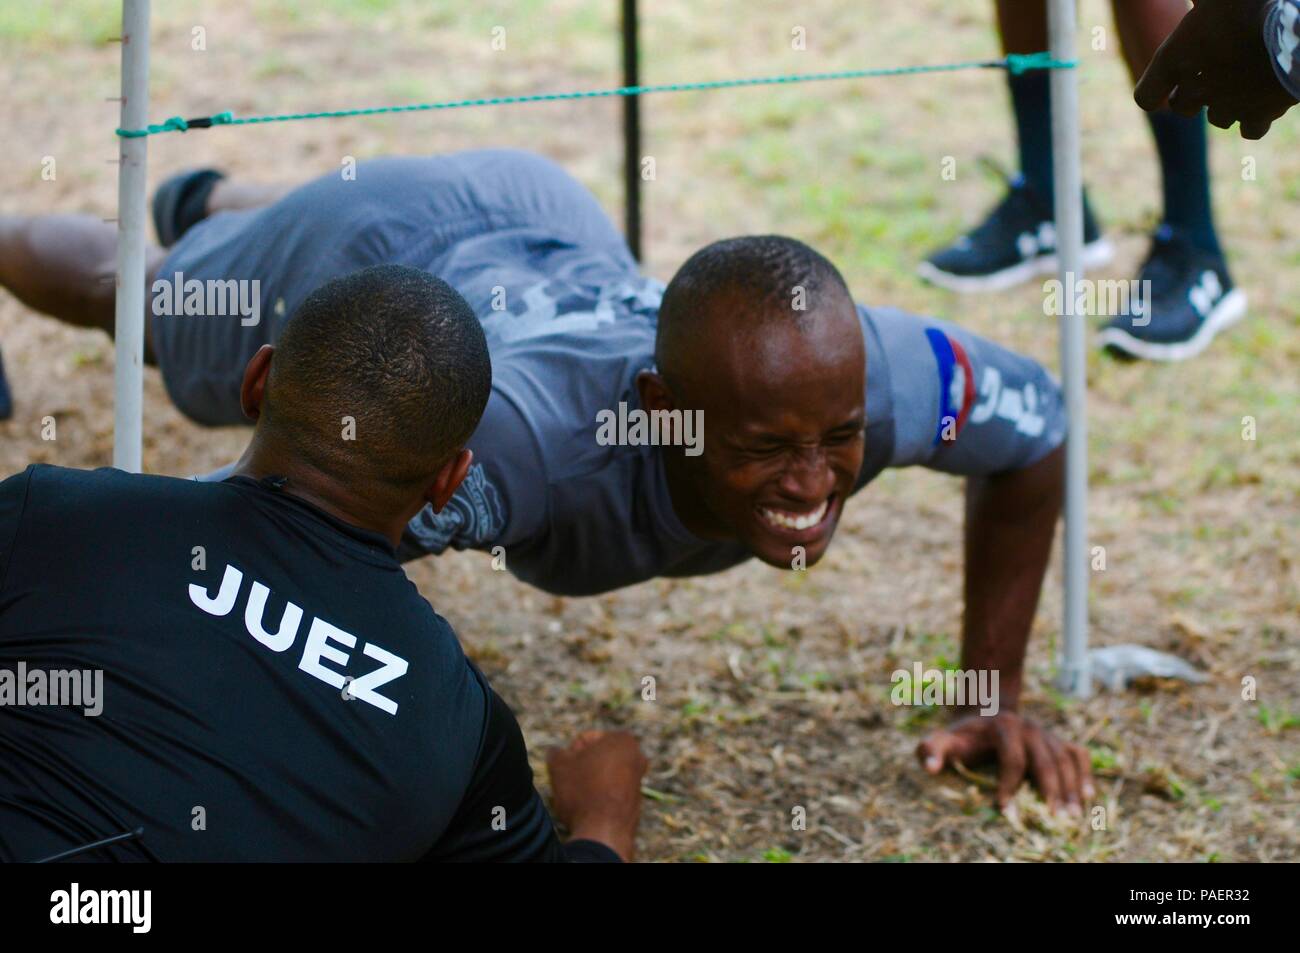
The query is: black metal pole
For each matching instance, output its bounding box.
[621,0,642,261]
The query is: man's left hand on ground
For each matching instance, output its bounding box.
[917,711,1095,818]
[547,730,647,862]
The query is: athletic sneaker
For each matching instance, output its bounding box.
[1098,225,1246,362]
[0,348,11,420]
[151,168,224,247]
[918,174,1114,293]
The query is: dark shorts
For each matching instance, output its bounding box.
[154,149,637,426]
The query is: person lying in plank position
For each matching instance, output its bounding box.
[0,148,1094,815]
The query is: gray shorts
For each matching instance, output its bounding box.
[154,149,637,426]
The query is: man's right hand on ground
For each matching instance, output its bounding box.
[547,730,648,862]
[1135,0,1299,139]
[917,710,1096,820]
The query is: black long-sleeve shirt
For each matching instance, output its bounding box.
[0,465,612,862]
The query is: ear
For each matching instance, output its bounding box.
[635,368,677,413]
[423,448,474,514]
[240,345,275,421]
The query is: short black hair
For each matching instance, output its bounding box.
[262,265,491,488]
[655,235,852,378]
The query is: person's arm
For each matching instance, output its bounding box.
[871,311,1092,815]
[923,442,1095,818]
[422,665,643,863]
[961,444,1062,718]
[1135,0,1299,139]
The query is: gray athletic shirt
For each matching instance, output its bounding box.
[396,288,1066,595]
[161,152,1065,597]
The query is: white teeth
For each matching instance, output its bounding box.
[759,499,829,531]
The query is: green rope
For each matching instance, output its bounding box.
[115,51,1074,139]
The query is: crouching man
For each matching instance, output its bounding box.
[0,266,645,862]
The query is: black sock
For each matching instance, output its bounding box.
[1147,109,1221,257]
[1007,69,1055,206]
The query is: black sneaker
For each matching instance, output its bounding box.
[1098,225,1246,362]
[918,174,1114,293]
[0,348,11,421]
[151,168,224,247]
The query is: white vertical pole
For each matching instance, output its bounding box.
[1049,0,1091,697]
[114,0,150,473]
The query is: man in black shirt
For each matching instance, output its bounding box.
[0,265,646,862]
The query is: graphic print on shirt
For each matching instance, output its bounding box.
[405,462,506,554]
[924,328,976,445]
[477,274,664,345]
[925,326,1046,444]
[188,562,408,715]
[407,274,663,555]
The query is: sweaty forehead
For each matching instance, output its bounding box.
[679,300,866,426]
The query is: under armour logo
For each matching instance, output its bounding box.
[1037,221,1057,251]
[1017,222,1057,260]
[1188,270,1223,318]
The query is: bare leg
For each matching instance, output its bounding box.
[1112,0,1190,84]
[1,172,297,363]
[0,214,164,363]
[995,0,1048,54]
[996,0,1189,80]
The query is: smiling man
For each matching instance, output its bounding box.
[0,149,1092,814]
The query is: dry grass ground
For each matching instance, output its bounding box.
[0,0,1296,861]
